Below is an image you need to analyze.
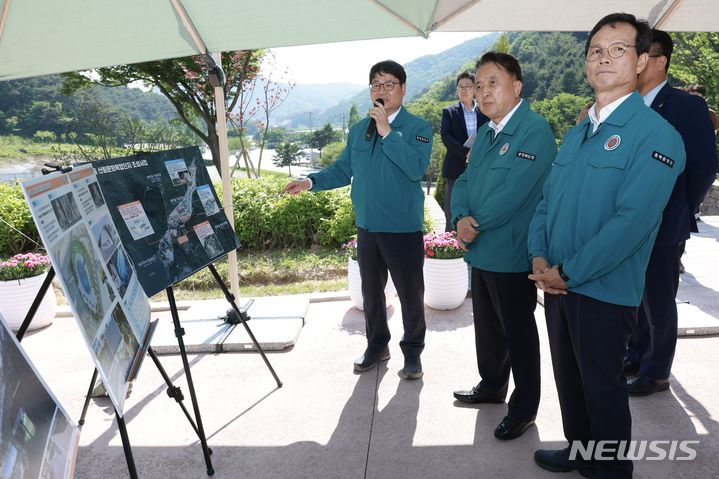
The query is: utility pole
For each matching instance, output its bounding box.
[338,113,347,141]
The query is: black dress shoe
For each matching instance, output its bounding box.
[453,386,505,404]
[534,448,595,478]
[494,416,534,440]
[627,374,670,396]
[401,357,423,380]
[353,347,390,373]
[623,358,640,377]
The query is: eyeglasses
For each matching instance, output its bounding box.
[456,85,474,91]
[369,81,399,91]
[586,42,636,62]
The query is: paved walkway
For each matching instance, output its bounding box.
[20,218,719,478]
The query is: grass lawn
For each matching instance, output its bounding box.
[0,135,63,159]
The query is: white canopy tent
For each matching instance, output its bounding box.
[1,0,716,81]
[1,0,715,299]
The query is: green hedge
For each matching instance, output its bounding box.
[0,183,40,257]
[230,176,356,250]
[229,176,432,250]
[434,156,446,209]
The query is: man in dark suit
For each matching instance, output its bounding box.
[626,29,718,396]
[440,72,489,231]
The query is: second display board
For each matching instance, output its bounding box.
[93,146,240,297]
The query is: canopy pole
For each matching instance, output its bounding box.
[0,0,11,42]
[169,0,208,53]
[169,0,241,303]
[652,0,685,29]
[211,52,242,304]
[368,0,428,37]
[429,0,482,32]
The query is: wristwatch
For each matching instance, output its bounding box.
[304,176,315,189]
[558,262,570,282]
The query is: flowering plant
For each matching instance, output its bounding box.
[423,232,464,259]
[0,253,51,281]
[341,239,358,261]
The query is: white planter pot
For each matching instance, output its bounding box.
[347,257,396,311]
[424,257,468,310]
[0,272,56,331]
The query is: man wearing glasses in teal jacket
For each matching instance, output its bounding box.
[283,60,432,380]
[528,13,686,479]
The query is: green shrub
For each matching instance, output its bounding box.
[228,176,434,251]
[318,192,355,247]
[0,183,40,257]
[434,158,446,209]
[230,176,346,250]
[318,140,345,167]
[423,205,434,233]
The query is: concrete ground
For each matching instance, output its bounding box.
[20,218,719,479]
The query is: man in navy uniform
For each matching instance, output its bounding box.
[283,60,432,380]
[528,14,685,478]
[450,52,556,441]
[440,72,489,231]
[625,29,718,396]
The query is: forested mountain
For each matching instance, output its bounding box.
[404,32,594,139]
[510,32,592,103]
[0,75,176,138]
[411,32,592,105]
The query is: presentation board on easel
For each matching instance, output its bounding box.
[92,146,240,298]
[22,166,153,415]
[0,313,80,478]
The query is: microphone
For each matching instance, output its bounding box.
[365,98,384,141]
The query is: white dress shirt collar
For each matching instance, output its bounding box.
[587,93,633,133]
[488,99,523,136]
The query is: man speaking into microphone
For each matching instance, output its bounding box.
[283,60,432,379]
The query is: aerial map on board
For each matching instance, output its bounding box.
[93,146,240,297]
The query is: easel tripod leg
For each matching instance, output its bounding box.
[78,369,99,427]
[206,263,283,387]
[166,287,215,476]
[115,407,139,479]
[147,346,212,454]
[15,267,55,342]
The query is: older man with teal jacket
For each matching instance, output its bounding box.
[283,60,432,380]
[450,52,556,441]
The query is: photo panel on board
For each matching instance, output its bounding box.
[22,165,152,415]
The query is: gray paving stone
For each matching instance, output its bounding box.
[150,316,234,354]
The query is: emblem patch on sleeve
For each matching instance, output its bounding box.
[415,135,430,143]
[652,151,675,168]
[516,151,536,161]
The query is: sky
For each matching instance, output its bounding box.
[268,32,490,85]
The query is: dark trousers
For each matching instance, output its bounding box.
[545,292,636,479]
[627,243,680,379]
[357,228,425,360]
[443,178,456,232]
[472,268,540,421]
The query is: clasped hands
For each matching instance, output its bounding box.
[456,216,479,252]
[528,257,568,295]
